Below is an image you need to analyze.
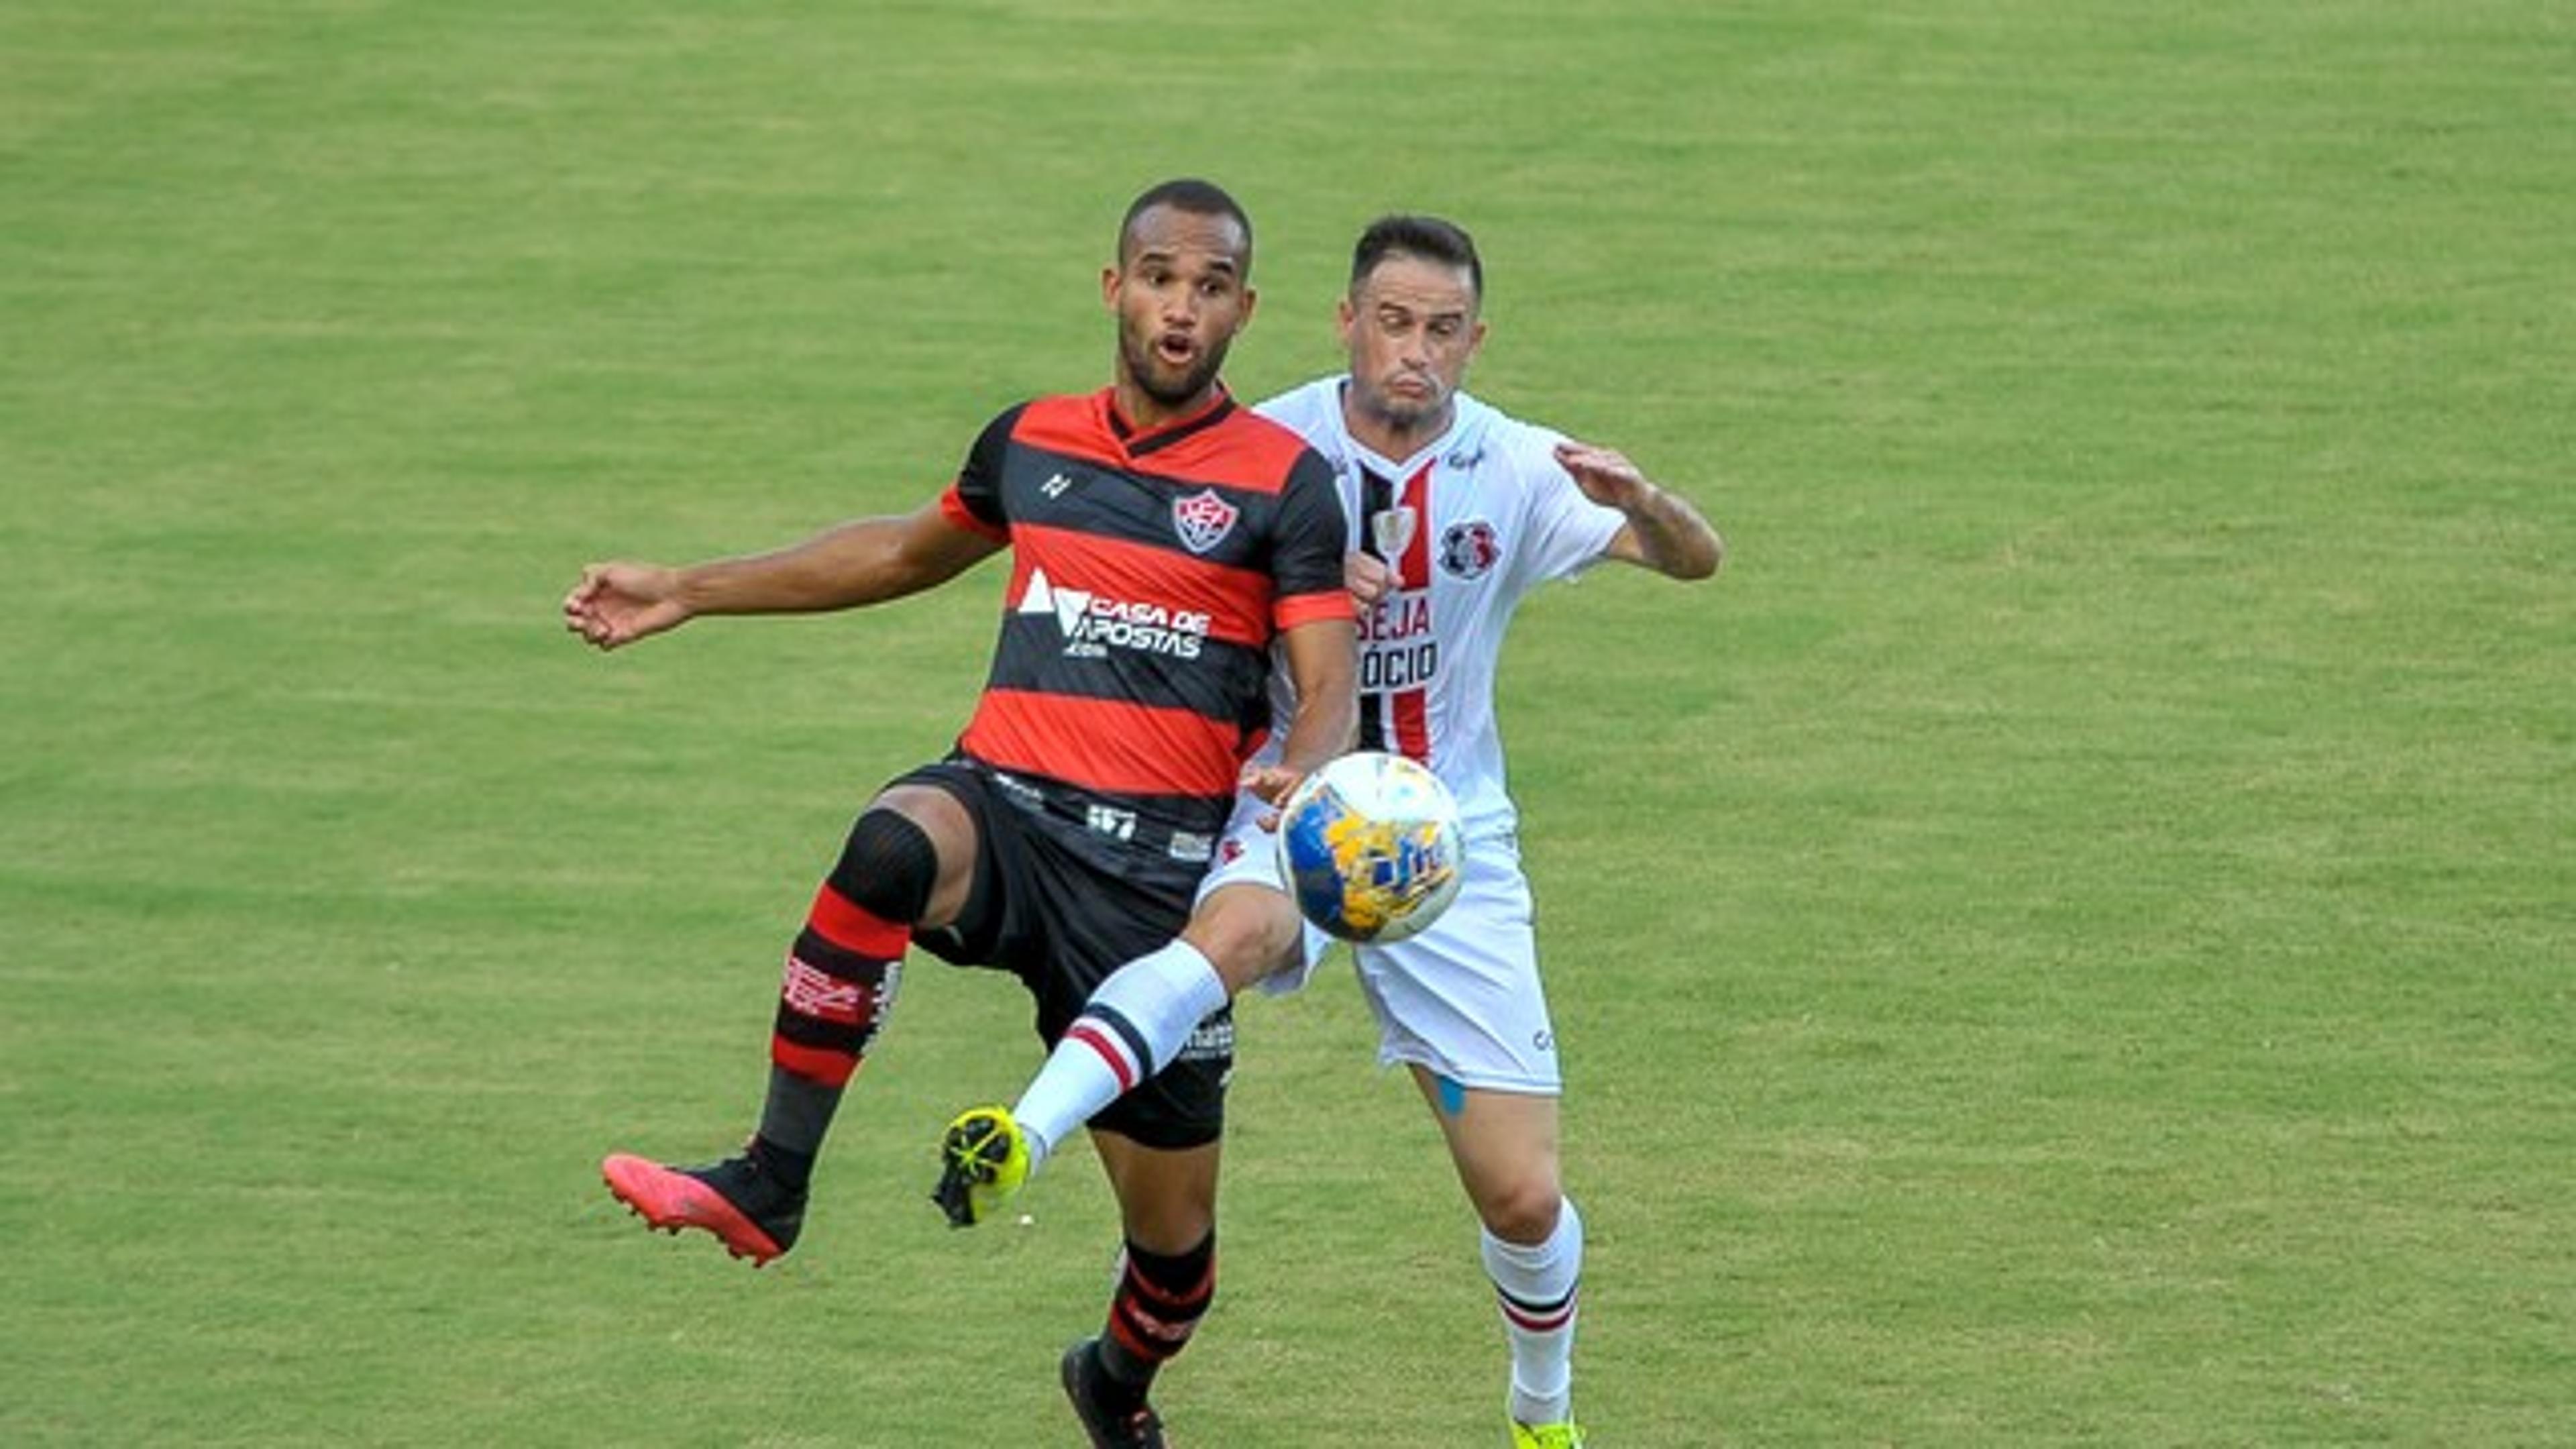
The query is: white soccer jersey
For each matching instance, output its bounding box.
[1253,377,1627,841]
[1195,378,1632,1093]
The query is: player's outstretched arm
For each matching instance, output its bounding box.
[1240,616,1360,807]
[562,500,1004,652]
[563,562,691,651]
[1554,439,1724,581]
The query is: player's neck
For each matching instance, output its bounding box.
[1111,378,1226,438]
[1342,397,1456,466]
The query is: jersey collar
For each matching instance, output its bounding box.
[1102,384,1237,458]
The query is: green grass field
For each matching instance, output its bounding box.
[5,1,2570,1444]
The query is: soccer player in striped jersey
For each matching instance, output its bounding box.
[565,179,1356,1449]
[940,215,1721,1449]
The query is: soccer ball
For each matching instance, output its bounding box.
[1275,751,1466,944]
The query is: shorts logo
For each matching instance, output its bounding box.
[1440,519,1499,580]
[1216,837,1247,866]
[1172,489,1240,555]
[1168,830,1214,863]
[1177,1016,1235,1063]
[989,769,1045,811]
[1085,804,1138,841]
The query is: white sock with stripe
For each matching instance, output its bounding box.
[1012,941,1228,1171]
[1484,1194,1584,1427]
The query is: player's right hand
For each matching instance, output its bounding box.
[563,562,690,651]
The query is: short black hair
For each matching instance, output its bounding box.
[1350,214,1483,302]
[1118,178,1254,273]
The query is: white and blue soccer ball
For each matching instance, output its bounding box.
[1276,751,1466,944]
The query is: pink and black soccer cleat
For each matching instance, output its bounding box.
[601,1150,805,1266]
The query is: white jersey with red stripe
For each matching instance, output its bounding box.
[1250,376,1627,840]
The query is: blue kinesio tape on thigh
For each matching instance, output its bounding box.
[1435,1072,1468,1117]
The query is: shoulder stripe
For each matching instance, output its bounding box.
[1275,588,1356,632]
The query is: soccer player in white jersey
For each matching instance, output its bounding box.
[936,215,1721,1449]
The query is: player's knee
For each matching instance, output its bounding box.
[1124,1203,1217,1258]
[1477,1177,1566,1245]
[1104,1148,1221,1252]
[1183,887,1301,991]
[828,808,941,924]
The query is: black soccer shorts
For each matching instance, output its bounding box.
[892,759,1232,1150]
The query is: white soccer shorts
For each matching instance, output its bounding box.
[1197,791,1562,1095]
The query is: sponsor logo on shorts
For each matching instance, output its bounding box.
[988,769,1046,811]
[1176,1016,1234,1063]
[1167,830,1214,863]
[1084,804,1138,841]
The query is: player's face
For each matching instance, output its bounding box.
[1338,254,1485,441]
[1104,205,1256,417]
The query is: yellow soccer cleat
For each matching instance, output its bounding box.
[1511,1421,1587,1449]
[930,1104,1030,1228]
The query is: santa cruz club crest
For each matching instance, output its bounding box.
[1440,519,1499,580]
[1172,489,1240,555]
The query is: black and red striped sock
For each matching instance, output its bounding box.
[753,880,903,1187]
[752,810,934,1185]
[1095,1232,1216,1404]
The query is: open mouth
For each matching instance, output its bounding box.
[1155,332,1197,366]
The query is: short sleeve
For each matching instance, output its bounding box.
[1509,425,1627,589]
[1269,447,1358,630]
[939,404,1025,541]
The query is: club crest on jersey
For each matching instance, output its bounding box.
[1440,519,1499,580]
[1371,505,1417,561]
[1172,489,1240,555]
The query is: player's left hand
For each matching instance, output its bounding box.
[1238,762,1305,830]
[1555,439,1652,511]
[1345,549,1395,606]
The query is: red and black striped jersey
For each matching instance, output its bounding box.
[936,386,1351,865]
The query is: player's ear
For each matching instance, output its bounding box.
[1239,282,1258,329]
[1101,264,1122,310]
[1335,294,1357,347]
